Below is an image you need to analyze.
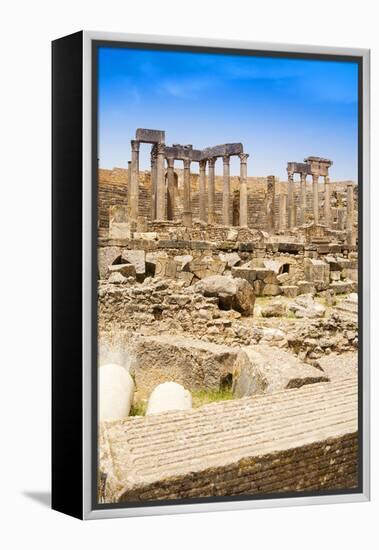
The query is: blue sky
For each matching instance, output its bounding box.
[98,47,358,181]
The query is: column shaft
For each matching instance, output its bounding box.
[166,157,176,220]
[312,174,319,224]
[130,140,140,222]
[156,143,166,220]
[279,192,287,231]
[207,158,216,224]
[223,155,230,225]
[300,172,307,225]
[127,160,132,216]
[266,175,275,232]
[183,158,192,227]
[287,171,295,228]
[324,176,331,227]
[239,154,249,227]
[150,146,157,220]
[199,160,207,223]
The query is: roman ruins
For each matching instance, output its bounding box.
[97,128,359,503]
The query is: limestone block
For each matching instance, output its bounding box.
[277,272,290,284]
[253,279,264,296]
[232,345,329,398]
[121,249,146,276]
[109,206,131,239]
[219,252,241,268]
[231,266,256,284]
[130,335,239,397]
[260,328,287,346]
[330,281,354,294]
[330,271,341,282]
[108,272,127,284]
[192,275,255,316]
[189,255,226,279]
[287,294,326,318]
[226,228,238,241]
[108,263,136,278]
[133,232,158,240]
[109,223,131,240]
[146,251,177,278]
[281,285,298,298]
[177,271,194,286]
[261,300,286,317]
[146,382,192,415]
[262,283,281,296]
[99,364,134,421]
[304,258,330,286]
[99,378,357,503]
[297,281,316,295]
[98,246,122,280]
[174,254,193,271]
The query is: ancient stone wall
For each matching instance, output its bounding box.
[99,168,357,232]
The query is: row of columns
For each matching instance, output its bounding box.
[280,172,354,232]
[128,139,249,227]
[285,171,331,228]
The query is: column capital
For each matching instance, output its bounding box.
[131,140,140,153]
[183,158,191,170]
[199,159,207,170]
[223,154,230,165]
[287,169,294,179]
[239,153,249,163]
[156,142,166,156]
[166,157,175,169]
[150,146,157,162]
[207,157,216,167]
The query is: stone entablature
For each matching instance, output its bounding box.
[126,128,249,228]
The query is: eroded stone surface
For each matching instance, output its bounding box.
[129,334,239,397]
[191,275,255,316]
[99,378,358,502]
[232,344,329,397]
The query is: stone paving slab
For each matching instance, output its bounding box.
[99,377,358,503]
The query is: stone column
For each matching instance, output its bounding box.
[279,192,287,231]
[166,157,176,220]
[324,176,331,228]
[300,172,307,225]
[207,158,216,224]
[150,145,157,220]
[127,160,132,216]
[266,174,275,232]
[222,155,231,225]
[199,159,207,223]
[182,158,192,227]
[156,143,166,220]
[312,173,319,224]
[130,140,140,222]
[287,170,295,228]
[239,153,249,227]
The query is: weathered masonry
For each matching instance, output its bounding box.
[99,377,358,503]
[101,129,357,241]
[127,128,249,228]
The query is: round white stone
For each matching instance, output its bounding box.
[146,382,192,416]
[99,364,134,421]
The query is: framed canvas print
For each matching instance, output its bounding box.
[52,31,370,520]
